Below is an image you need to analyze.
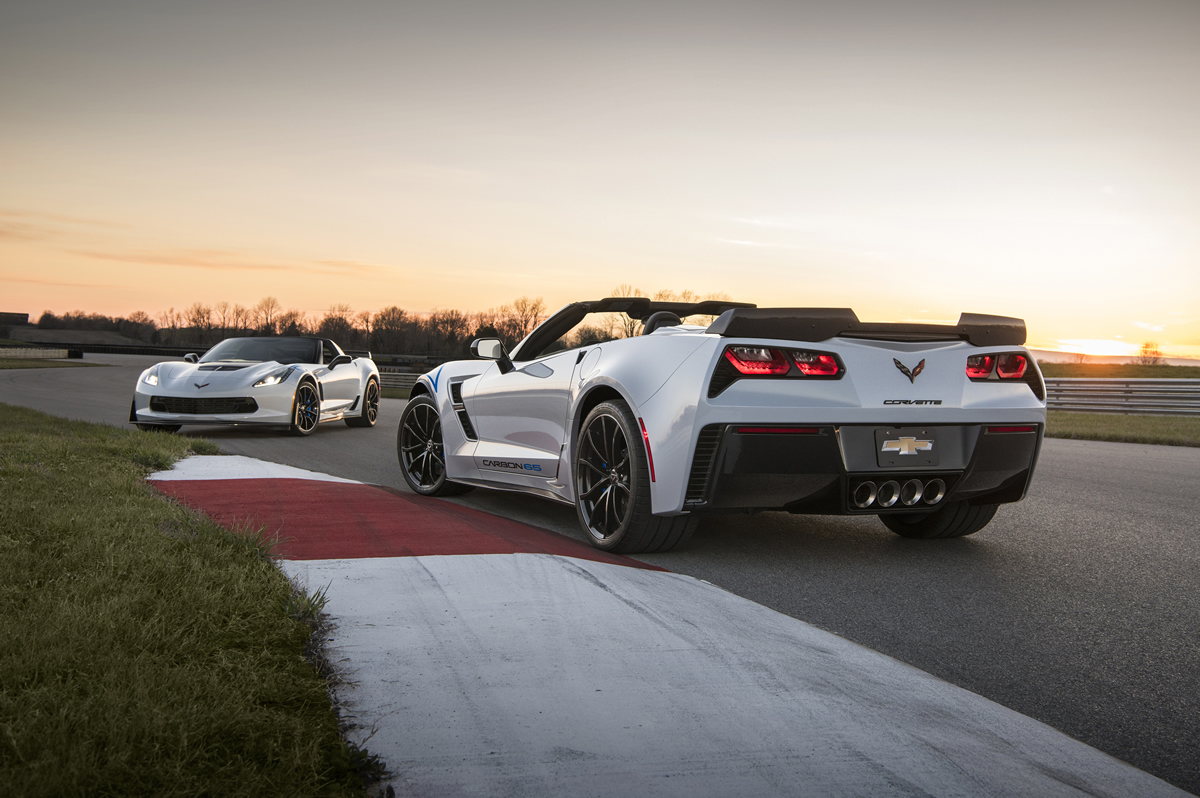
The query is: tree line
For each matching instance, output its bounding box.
[34,286,728,357]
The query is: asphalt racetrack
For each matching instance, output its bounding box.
[3,355,1198,794]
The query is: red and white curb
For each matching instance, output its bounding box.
[150,456,1187,798]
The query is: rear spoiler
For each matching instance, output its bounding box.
[705,308,1026,347]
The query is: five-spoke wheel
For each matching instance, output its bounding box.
[289,381,320,436]
[397,394,472,495]
[574,400,696,553]
[346,377,380,427]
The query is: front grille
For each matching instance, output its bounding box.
[684,425,724,504]
[150,396,259,415]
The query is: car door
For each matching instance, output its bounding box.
[465,349,578,480]
[317,340,359,412]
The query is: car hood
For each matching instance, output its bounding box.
[154,360,291,392]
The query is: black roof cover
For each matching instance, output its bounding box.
[705,308,1026,347]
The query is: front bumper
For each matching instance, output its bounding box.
[131,387,293,426]
[683,423,1042,514]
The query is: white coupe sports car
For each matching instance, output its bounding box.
[397,298,1047,553]
[130,336,380,436]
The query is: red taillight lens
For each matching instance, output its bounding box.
[966,354,996,379]
[724,347,790,375]
[792,350,841,377]
[996,353,1028,379]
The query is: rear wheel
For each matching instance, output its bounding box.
[880,501,999,539]
[574,400,696,553]
[397,394,473,495]
[345,377,380,427]
[289,381,321,436]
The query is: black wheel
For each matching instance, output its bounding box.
[136,424,182,433]
[289,380,321,436]
[574,400,696,553]
[345,377,380,428]
[397,394,472,495]
[880,501,999,539]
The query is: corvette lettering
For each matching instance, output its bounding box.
[884,399,942,405]
[481,459,542,472]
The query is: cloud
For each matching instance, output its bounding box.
[1132,321,1166,332]
[0,275,107,288]
[0,209,126,243]
[70,249,384,276]
[0,210,125,228]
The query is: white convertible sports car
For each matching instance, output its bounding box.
[397,298,1047,553]
[130,336,380,436]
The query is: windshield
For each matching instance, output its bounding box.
[199,338,320,365]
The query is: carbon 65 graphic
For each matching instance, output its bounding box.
[396,298,1047,553]
[130,337,381,436]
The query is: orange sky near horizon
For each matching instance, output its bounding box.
[2,1,1198,359]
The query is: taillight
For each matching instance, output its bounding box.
[965,354,996,379]
[724,347,790,375]
[997,353,1028,379]
[792,350,841,377]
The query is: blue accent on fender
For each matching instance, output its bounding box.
[428,366,443,393]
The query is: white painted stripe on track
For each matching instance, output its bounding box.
[147,454,361,483]
[284,553,1187,798]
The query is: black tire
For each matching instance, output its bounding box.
[574,400,696,553]
[880,501,999,539]
[136,424,182,433]
[345,377,380,428]
[289,380,321,437]
[396,394,473,495]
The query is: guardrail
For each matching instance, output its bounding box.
[379,372,421,390]
[1045,378,1200,417]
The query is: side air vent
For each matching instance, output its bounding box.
[707,357,738,398]
[684,425,724,504]
[449,381,476,440]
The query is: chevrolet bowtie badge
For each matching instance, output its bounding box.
[894,358,925,383]
[881,436,934,455]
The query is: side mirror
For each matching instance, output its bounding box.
[470,338,514,374]
[328,354,353,370]
[184,353,199,364]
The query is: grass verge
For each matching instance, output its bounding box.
[0,358,102,369]
[1046,411,1200,447]
[1038,362,1200,379]
[380,387,411,401]
[0,404,375,796]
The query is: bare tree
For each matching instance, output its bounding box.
[253,296,281,334]
[277,309,309,337]
[1134,341,1165,366]
[317,304,354,342]
[510,296,547,341]
[230,304,250,335]
[610,284,645,338]
[213,301,230,337]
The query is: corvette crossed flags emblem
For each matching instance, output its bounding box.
[893,358,925,383]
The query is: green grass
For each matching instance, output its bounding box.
[0,405,374,796]
[381,387,411,401]
[0,358,102,369]
[1038,362,1200,379]
[1046,411,1200,447]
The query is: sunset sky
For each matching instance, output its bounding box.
[2,1,1197,358]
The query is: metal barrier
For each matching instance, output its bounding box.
[1045,378,1200,417]
[379,372,420,390]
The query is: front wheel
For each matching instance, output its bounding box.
[574,400,695,553]
[396,394,472,495]
[289,381,321,436]
[345,377,380,427]
[880,501,999,539]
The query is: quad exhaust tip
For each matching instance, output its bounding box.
[852,477,946,510]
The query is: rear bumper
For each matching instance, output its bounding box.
[683,423,1042,514]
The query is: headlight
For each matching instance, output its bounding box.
[253,367,295,387]
[143,366,160,386]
